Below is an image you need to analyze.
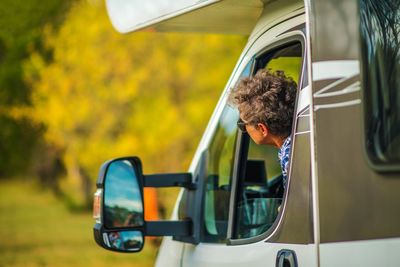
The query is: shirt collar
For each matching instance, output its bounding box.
[278,136,291,159]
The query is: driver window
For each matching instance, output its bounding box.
[202,61,253,243]
[234,141,283,239]
[233,41,303,239]
[203,105,239,243]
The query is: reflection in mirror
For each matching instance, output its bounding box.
[104,230,143,252]
[104,160,144,228]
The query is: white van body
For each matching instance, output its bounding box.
[100,0,400,266]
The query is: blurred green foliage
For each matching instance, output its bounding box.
[0,0,73,177]
[0,0,246,210]
[0,179,157,267]
[23,1,246,208]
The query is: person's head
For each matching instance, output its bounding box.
[230,69,297,147]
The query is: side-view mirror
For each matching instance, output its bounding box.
[93,157,196,253]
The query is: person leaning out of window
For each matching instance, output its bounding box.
[229,69,297,189]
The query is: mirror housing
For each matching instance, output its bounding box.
[93,156,195,253]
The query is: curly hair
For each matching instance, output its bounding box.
[230,69,297,137]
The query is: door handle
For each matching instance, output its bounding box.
[276,249,298,267]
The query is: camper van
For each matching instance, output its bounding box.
[93,0,400,266]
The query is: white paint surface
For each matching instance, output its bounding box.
[320,238,400,267]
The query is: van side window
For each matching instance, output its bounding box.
[201,61,253,243]
[360,0,400,167]
[233,42,303,239]
[202,105,239,243]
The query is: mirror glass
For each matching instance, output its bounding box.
[104,230,143,252]
[104,159,144,228]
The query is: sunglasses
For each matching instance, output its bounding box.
[237,119,248,132]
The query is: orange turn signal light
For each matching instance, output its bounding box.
[93,189,102,223]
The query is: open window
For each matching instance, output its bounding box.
[231,41,304,240]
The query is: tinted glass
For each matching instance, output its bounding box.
[203,105,239,243]
[360,0,400,165]
[201,60,253,243]
[234,140,283,239]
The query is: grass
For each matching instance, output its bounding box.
[0,179,158,267]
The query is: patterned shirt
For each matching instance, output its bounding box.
[278,136,291,189]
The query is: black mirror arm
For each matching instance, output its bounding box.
[143,173,196,189]
[146,220,192,237]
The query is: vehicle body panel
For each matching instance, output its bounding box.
[319,238,400,267]
[310,0,400,242]
[182,242,316,267]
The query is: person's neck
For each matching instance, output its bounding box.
[268,135,287,148]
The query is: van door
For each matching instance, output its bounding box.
[180,14,318,267]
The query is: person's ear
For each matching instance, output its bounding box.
[256,123,269,137]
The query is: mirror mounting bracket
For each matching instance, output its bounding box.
[146,220,192,237]
[143,173,196,190]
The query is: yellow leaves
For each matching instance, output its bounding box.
[266,57,302,84]
[25,0,246,202]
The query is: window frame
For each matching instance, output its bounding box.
[227,34,307,245]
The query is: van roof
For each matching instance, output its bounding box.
[106,0,266,35]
